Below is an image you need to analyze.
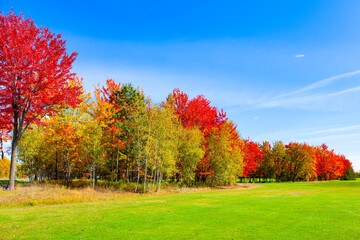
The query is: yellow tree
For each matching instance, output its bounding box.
[271,141,288,182]
[149,103,180,191]
[207,120,244,186]
[176,126,205,186]
[18,124,47,181]
[0,157,10,178]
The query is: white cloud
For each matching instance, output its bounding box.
[295,54,305,58]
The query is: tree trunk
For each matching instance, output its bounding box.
[152,136,158,191]
[0,137,3,160]
[143,152,148,193]
[8,142,18,191]
[157,172,163,192]
[144,119,151,193]
[55,150,58,180]
[126,156,129,183]
[66,153,72,187]
[93,166,96,187]
[148,169,154,192]
[135,159,141,193]
[153,169,158,190]
[116,151,119,182]
[135,130,141,193]
[8,124,19,191]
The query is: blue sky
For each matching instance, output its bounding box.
[2,0,360,170]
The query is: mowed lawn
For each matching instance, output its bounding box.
[1,180,359,240]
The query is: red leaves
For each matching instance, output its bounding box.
[0,10,82,133]
[96,79,121,103]
[173,88,230,177]
[0,10,83,190]
[173,88,226,134]
[315,144,351,180]
[242,139,265,177]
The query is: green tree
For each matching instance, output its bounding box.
[112,83,146,182]
[340,165,356,180]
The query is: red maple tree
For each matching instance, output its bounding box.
[242,139,265,178]
[173,88,227,179]
[0,11,82,190]
[315,143,352,180]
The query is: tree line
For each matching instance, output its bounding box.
[0,10,356,191]
[242,140,355,182]
[14,81,242,190]
[8,81,358,189]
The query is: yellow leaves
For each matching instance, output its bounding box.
[69,76,85,99]
[88,81,118,129]
[89,98,115,127]
[207,120,244,185]
[0,157,10,178]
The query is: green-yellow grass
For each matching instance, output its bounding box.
[0,180,359,239]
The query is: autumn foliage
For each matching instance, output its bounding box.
[172,88,239,183]
[0,10,82,190]
[0,11,81,128]
[239,140,353,182]
[11,82,355,189]
[242,139,265,178]
[0,11,355,192]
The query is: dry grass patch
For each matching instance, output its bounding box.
[0,183,261,207]
[0,185,138,207]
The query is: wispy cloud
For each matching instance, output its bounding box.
[305,124,360,135]
[257,85,360,109]
[225,69,360,112]
[323,85,360,97]
[299,132,360,147]
[275,69,360,99]
[254,124,360,142]
[295,54,305,58]
[238,69,360,110]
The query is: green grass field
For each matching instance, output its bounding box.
[1,180,359,240]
